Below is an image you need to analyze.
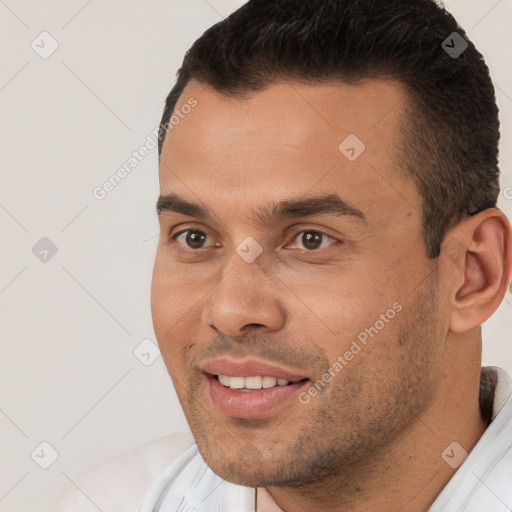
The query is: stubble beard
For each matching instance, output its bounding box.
[179,269,442,490]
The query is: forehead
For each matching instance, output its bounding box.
[158,79,420,228]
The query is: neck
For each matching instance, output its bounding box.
[266,342,491,512]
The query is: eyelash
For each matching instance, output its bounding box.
[167,228,339,253]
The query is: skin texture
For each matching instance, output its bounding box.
[151,79,512,512]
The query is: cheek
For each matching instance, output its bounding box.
[286,266,400,350]
[150,267,173,337]
[151,251,193,323]
[151,257,188,357]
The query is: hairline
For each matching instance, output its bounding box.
[159,74,458,259]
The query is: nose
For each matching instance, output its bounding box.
[201,248,287,337]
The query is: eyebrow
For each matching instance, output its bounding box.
[156,192,366,226]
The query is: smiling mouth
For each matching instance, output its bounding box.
[215,374,308,391]
[204,371,310,418]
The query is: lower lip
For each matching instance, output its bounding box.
[206,374,309,418]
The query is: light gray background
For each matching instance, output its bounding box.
[1,1,511,510]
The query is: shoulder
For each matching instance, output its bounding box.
[54,430,195,512]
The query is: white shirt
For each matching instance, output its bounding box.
[55,366,512,512]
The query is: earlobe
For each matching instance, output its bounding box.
[447,209,512,334]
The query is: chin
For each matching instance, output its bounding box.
[209,462,279,488]
[195,438,280,487]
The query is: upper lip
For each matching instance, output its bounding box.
[200,357,310,382]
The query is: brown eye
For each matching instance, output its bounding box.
[301,232,323,250]
[288,230,337,252]
[170,229,213,250]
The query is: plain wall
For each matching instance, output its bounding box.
[0,1,511,510]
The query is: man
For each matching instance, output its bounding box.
[56,0,512,510]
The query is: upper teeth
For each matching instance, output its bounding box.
[218,375,292,390]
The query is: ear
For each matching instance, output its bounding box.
[443,208,512,333]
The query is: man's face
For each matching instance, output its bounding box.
[151,79,450,487]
